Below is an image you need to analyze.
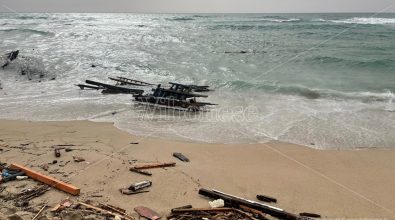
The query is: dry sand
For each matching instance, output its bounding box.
[0,119,394,219]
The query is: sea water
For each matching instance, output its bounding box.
[0,13,394,149]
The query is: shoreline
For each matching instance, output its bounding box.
[1,119,395,219]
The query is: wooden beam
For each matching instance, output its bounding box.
[9,163,80,196]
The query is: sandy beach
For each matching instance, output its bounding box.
[0,119,395,219]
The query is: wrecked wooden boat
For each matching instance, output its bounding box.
[134,84,216,111]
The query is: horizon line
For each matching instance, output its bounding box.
[1,11,395,14]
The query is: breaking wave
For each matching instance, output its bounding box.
[329,17,395,25]
[223,80,394,102]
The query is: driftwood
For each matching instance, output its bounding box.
[32,205,47,220]
[133,162,176,170]
[129,167,152,176]
[198,189,308,220]
[169,207,256,220]
[11,185,50,207]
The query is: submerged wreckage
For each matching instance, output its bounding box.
[1,50,19,69]
[77,76,217,111]
[1,50,53,81]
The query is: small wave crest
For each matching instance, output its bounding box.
[309,56,395,69]
[0,28,54,36]
[166,16,195,21]
[261,18,301,23]
[16,15,49,20]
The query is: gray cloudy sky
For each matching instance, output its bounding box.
[0,0,394,13]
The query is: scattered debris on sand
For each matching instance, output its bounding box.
[0,135,321,220]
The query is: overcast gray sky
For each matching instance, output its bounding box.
[0,0,395,13]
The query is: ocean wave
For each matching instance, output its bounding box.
[329,17,395,25]
[309,56,395,68]
[209,18,301,30]
[0,28,54,36]
[16,15,49,20]
[223,80,394,102]
[261,18,301,23]
[210,24,262,30]
[166,16,195,21]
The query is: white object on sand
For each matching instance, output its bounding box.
[209,199,224,208]
[16,176,28,180]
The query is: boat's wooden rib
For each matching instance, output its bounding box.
[109,77,153,86]
[76,84,104,90]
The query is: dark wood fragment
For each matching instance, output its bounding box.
[256,194,277,203]
[173,152,190,162]
[129,167,152,176]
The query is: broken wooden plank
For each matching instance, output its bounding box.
[134,206,161,220]
[129,167,152,176]
[133,162,176,170]
[171,208,234,213]
[78,202,134,220]
[9,163,80,196]
[173,152,190,162]
[51,198,73,212]
[171,205,192,212]
[240,205,269,220]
